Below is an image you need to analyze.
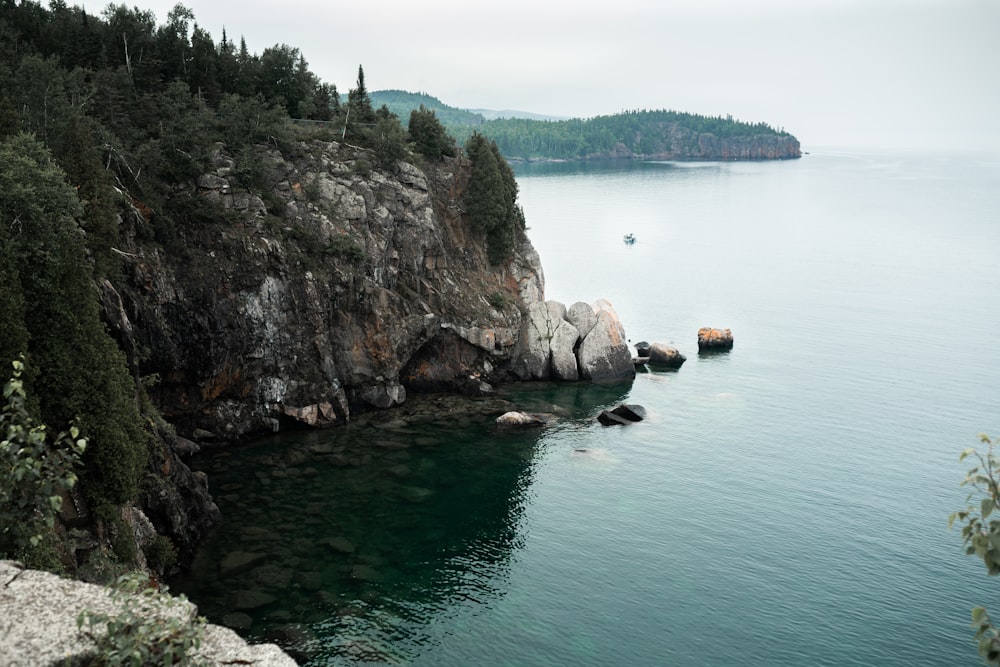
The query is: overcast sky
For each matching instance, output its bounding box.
[132,0,999,152]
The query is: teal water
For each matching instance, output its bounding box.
[172,151,1000,665]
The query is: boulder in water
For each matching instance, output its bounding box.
[597,403,646,426]
[698,327,734,352]
[577,301,635,383]
[648,342,686,369]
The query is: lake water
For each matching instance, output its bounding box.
[172,150,1000,665]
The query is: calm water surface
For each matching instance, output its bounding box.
[173,150,1000,665]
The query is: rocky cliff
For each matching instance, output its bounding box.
[97,138,642,573]
[111,141,544,444]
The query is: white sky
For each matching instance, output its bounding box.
[126,0,999,152]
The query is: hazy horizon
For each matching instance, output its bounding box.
[129,0,999,153]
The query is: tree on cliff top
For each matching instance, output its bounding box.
[345,64,376,141]
[409,104,455,161]
[464,132,524,264]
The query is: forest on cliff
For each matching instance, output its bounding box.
[0,0,495,575]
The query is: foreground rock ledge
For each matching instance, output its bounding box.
[0,560,296,667]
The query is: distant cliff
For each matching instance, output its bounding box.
[583,130,802,161]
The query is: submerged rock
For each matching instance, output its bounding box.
[231,590,278,611]
[496,411,554,427]
[325,536,357,554]
[351,564,383,582]
[219,551,268,577]
[222,612,254,630]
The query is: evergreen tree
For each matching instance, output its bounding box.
[464,132,506,234]
[0,134,147,515]
[371,105,407,169]
[345,64,375,141]
[464,133,523,263]
[409,104,454,160]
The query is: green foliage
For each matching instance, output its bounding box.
[951,434,1000,665]
[0,133,148,514]
[371,107,408,170]
[77,573,208,666]
[0,358,86,563]
[408,104,456,161]
[488,291,511,310]
[325,234,366,262]
[143,535,178,574]
[303,175,322,202]
[464,133,523,264]
[344,65,376,144]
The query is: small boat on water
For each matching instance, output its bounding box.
[623,233,636,245]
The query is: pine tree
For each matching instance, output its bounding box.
[345,65,376,141]
[0,134,147,515]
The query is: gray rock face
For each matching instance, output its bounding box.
[577,301,636,383]
[511,301,557,380]
[118,141,544,441]
[0,560,296,666]
[510,300,581,381]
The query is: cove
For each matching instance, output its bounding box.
[175,151,1000,666]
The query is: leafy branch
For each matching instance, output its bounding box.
[0,358,86,559]
[951,434,1000,664]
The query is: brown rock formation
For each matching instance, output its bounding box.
[697,327,735,351]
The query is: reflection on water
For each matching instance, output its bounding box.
[170,385,631,664]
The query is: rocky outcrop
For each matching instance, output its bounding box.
[697,327,734,352]
[0,560,296,666]
[113,141,544,441]
[510,299,634,384]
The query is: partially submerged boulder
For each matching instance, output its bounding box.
[648,342,686,369]
[697,327,734,352]
[597,403,647,426]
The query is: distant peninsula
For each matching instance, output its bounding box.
[371,91,801,162]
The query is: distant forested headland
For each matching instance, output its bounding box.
[371,90,801,162]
